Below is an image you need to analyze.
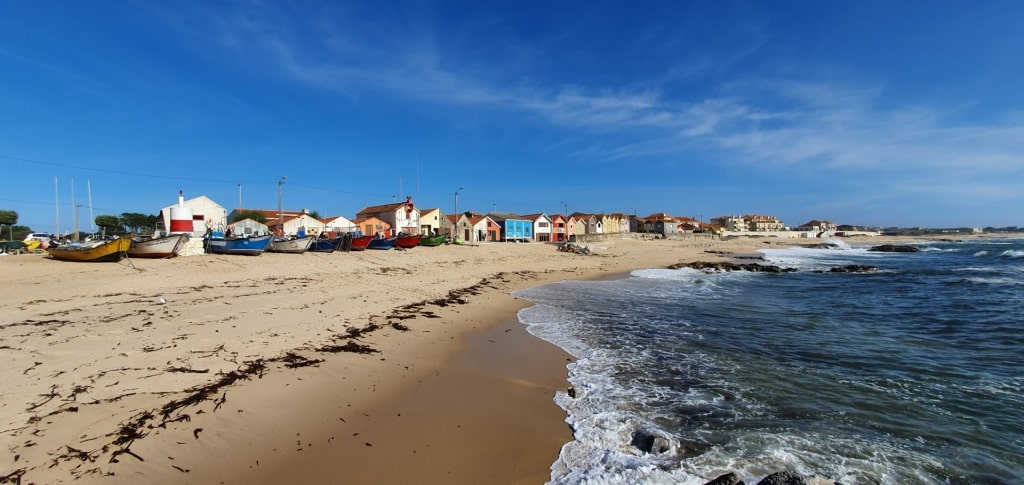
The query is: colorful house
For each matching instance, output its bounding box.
[353,217,391,238]
[468,215,500,242]
[550,214,569,242]
[418,208,444,235]
[489,212,534,242]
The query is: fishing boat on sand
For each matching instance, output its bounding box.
[366,236,397,250]
[128,234,189,258]
[205,234,272,256]
[309,236,343,253]
[350,234,374,249]
[395,234,422,249]
[419,234,446,247]
[47,238,132,262]
[269,236,314,254]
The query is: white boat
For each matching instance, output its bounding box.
[128,234,190,258]
[268,236,315,254]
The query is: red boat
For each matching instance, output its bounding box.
[350,235,373,251]
[395,234,422,249]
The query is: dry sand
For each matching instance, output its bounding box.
[0,234,930,484]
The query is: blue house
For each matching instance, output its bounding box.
[488,212,534,242]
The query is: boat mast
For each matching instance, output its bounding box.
[54,176,60,235]
[87,180,95,234]
[70,178,78,242]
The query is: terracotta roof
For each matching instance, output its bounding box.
[356,202,404,215]
[519,213,549,221]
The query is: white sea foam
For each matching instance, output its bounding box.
[999,249,1024,258]
[515,251,1024,484]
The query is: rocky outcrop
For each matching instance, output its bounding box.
[630,429,672,454]
[868,244,920,252]
[703,470,839,485]
[668,261,797,273]
[705,472,744,485]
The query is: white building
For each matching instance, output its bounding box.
[159,194,228,237]
[355,197,421,235]
[522,213,553,242]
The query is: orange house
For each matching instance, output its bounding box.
[352,216,392,237]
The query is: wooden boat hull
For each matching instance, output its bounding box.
[269,236,315,254]
[350,235,373,251]
[308,236,342,253]
[366,237,397,250]
[206,235,272,255]
[419,235,446,247]
[47,238,132,262]
[128,234,189,258]
[395,235,422,248]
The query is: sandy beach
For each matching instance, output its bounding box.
[0,234,940,484]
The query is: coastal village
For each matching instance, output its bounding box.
[154,191,863,247]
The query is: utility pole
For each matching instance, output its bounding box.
[561,201,568,242]
[454,187,463,238]
[278,176,287,235]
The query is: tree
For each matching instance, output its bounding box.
[119,212,154,234]
[230,210,268,224]
[95,214,121,234]
[307,210,321,220]
[0,210,17,240]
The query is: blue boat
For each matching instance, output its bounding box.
[205,234,272,255]
[309,236,343,253]
[366,236,397,250]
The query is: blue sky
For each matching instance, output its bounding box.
[3,1,1023,232]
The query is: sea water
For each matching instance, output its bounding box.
[515,238,1024,484]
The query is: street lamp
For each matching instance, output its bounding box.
[454,187,463,237]
[278,176,287,235]
[561,201,568,242]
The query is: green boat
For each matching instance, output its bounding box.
[419,234,447,247]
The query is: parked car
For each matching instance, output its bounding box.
[23,233,53,242]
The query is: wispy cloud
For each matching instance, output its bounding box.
[189,2,1024,200]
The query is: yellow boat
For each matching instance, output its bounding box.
[47,238,131,262]
[22,240,41,252]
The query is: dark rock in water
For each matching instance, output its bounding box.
[829,264,879,273]
[755,470,837,485]
[705,472,745,485]
[868,244,920,252]
[756,471,804,485]
[630,429,672,454]
[567,387,576,398]
[707,470,837,485]
[668,261,797,273]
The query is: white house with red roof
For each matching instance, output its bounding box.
[521,213,553,242]
[356,196,421,236]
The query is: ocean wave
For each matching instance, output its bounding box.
[999,249,1024,258]
[973,250,989,257]
[963,276,1024,286]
